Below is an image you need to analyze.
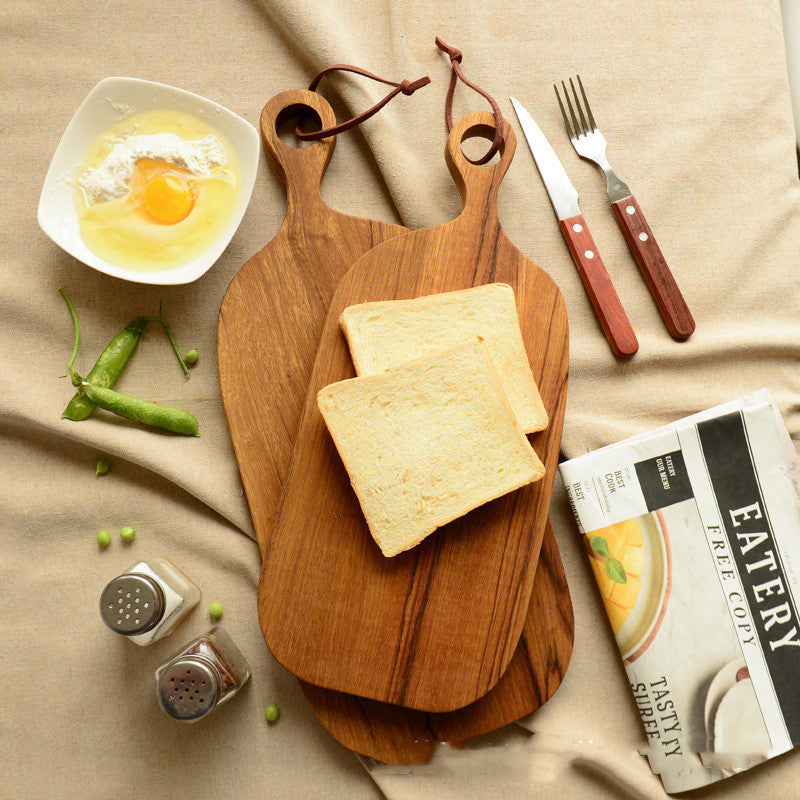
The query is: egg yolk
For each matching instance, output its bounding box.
[143,175,195,223]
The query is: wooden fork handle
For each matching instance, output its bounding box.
[611,195,695,340]
[559,213,639,359]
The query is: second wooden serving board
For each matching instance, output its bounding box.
[260,112,570,712]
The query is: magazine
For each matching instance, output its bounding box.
[559,390,800,793]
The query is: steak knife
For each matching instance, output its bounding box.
[510,96,638,359]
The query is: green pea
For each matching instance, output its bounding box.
[209,602,223,620]
[95,458,111,476]
[120,526,136,542]
[265,702,280,723]
[184,349,199,365]
[97,529,111,547]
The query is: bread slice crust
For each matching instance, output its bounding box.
[318,341,544,557]
[339,283,548,434]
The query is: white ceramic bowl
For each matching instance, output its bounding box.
[37,77,260,285]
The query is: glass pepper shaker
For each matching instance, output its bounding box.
[99,558,201,645]
[155,626,251,722]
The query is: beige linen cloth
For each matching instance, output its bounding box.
[3,0,800,798]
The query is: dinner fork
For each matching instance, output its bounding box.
[555,77,695,340]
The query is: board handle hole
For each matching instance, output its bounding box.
[275,105,323,149]
[459,123,504,166]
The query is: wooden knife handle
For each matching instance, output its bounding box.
[611,195,695,340]
[559,214,639,359]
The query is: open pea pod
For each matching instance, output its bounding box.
[61,317,148,421]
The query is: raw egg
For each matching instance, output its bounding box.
[142,174,195,224]
[74,109,240,271]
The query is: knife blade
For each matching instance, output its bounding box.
[510,96,579,221]
[510,96,638,359]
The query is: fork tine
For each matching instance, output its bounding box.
[576,75,596,131]
[569,78,589,135]
[561,80,582,138]
[554,83,574,138]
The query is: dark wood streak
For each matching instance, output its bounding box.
[478,491,522,693]
[389,538,440,703]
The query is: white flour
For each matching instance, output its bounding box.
[104,98,135,118]
[78,133,226,204]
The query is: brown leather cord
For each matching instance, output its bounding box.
[296,64,431,140]
[435,37,504,165]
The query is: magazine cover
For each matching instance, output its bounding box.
[559,391,800,793]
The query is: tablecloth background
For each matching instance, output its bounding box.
[3,1,800,798]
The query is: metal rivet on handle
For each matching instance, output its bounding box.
[626,205,635,215]
[584,250,594,259]
[572,223,582,233]
[639,232,648,242]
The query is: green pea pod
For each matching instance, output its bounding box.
[79,382,200,437]
[62,317,149,421]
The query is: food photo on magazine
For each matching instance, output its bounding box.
[561,391,800,793]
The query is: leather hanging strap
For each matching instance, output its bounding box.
[296,64,431,141]
[435,36,504,165]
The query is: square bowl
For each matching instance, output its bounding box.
[38,77,260,285]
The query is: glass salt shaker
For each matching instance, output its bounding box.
[154,626,251,722]
[99,558,201,645]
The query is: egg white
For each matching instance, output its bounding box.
[74,109,240,271]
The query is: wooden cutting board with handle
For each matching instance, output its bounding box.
[218,89,405,543]
[259,111,569,713]
[219,91,571,760]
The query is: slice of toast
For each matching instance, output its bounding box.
[339,283,548,434]
[317,341,545,557]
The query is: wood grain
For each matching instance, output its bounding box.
[259,113,569,712]
[299,523,573,763]
[559,213,638,359]
[220,94,572,761]
[610,194,695,340]
[218,90,404,547]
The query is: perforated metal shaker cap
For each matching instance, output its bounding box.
[157,656,220,720]
[99,574,165,635]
